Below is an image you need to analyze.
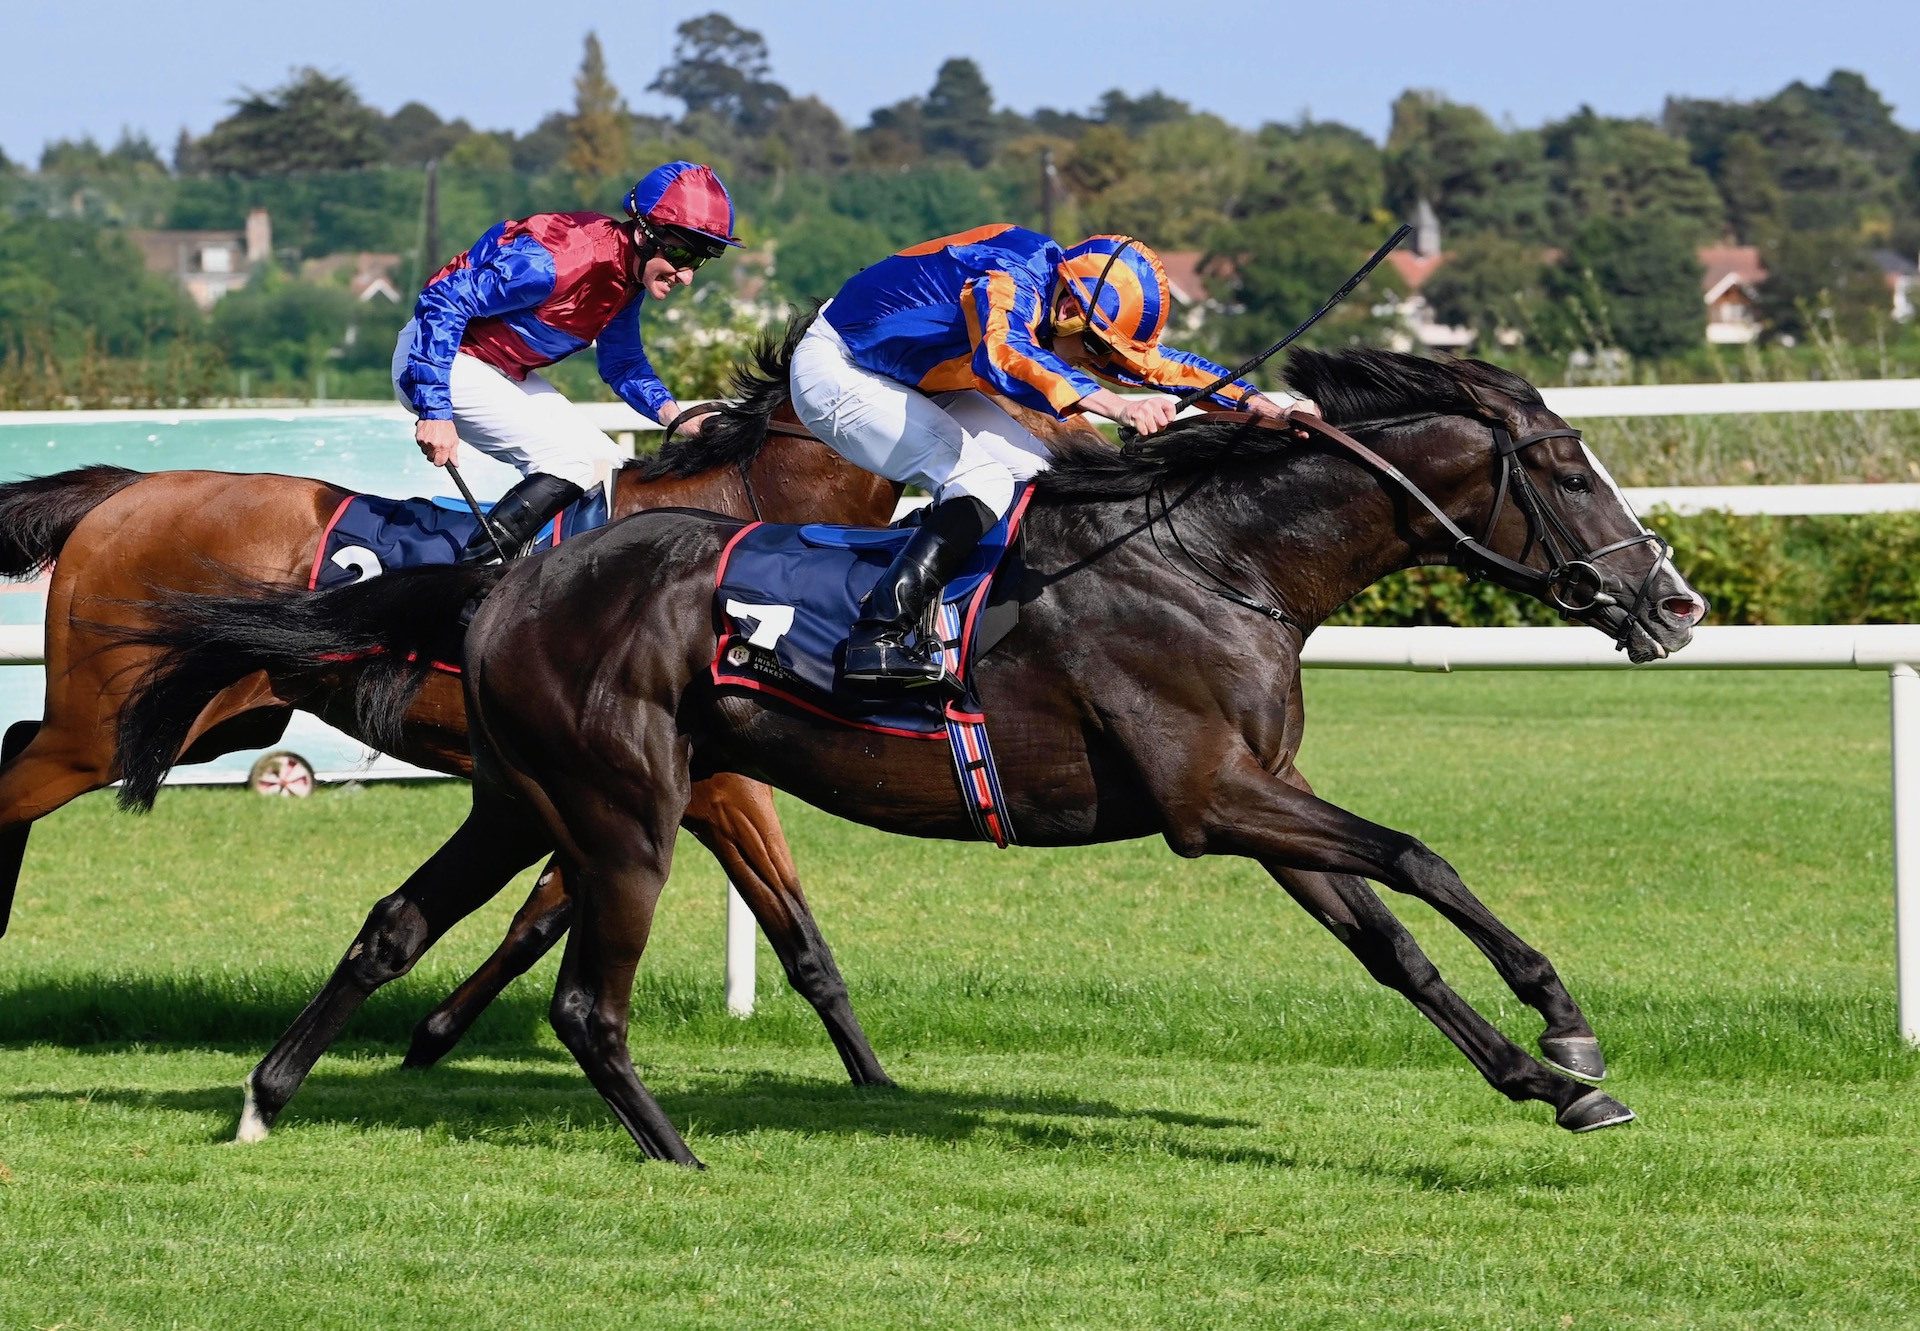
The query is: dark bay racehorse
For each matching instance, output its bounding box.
[0,323,924,1081]
[116,349,1706,1163]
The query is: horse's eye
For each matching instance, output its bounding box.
[1560,474,1593,495]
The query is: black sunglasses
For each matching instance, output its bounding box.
[642,223,724,271]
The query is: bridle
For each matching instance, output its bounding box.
[1147,414,1673,647]
[653,401,823,524]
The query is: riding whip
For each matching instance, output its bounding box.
[445,461,510,563]
[1137,223,1414,434]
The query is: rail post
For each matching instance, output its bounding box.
[724,882,756,1016]
[1891,665,1920,1046]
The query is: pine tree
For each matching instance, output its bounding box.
[565,33,630,181]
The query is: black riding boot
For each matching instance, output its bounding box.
[844,494,997,688]
[459,473,584,564]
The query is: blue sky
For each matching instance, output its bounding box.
[4,0,1915,165]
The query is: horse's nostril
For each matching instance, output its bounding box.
[1663,595,1704,626]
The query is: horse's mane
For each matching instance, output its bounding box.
[1033,347,1543,502]
[628,305,819,482]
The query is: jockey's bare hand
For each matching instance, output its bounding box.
[661,403,709,437]
[1086,389,1177,437]
[1246,393,1323,436]
[415,418,459,467]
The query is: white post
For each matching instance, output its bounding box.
[724,882,756,1017]
[1892,666,1920,1046]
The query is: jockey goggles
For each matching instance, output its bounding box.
[641,221,728,272]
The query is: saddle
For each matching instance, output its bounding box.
[713,486,1033,845]
[310,484,611,590]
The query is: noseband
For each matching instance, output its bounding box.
[1475,425,1671,625]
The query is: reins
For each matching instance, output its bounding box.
[654,400,823,524]
[1142,413,1670,646]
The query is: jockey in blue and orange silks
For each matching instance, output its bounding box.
[790,223,1320,688]
[393,161,740,561]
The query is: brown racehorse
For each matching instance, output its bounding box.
[116,349,1707,1162]
[0,319,912,1083]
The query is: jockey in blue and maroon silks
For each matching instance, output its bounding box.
[392,161,741,561]
[790,223,1319,688]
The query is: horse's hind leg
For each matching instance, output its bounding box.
[0,720,114,938]
[237,798,551,1142]
[682,773,890,1086]
[401,857,572,1068]
[540,769,699,1163]
[404,774,892,1087]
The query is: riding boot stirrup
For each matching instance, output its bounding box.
[843,495,996,690]
[459,473,585,565]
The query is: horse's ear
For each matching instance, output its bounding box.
[1456,377,1515,426]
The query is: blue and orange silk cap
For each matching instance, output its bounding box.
[622,161,742,247]
[1057,235,1172,373]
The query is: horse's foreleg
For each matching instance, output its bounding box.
[1197,762,1628,1131]
[683,773,891,1087]
[401,857,569,1069]
[1280,770,1603,1080]
[237,800,550,1143]
[0,720,114,938]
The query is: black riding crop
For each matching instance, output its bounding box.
[445,461,510,563]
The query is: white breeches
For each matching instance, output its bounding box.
[788,314,1053,516]
[391,321,626,490]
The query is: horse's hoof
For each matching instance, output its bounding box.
[401,1016,458,1070]
[1556,1089,1636,1133]
[1540,1034,1607,1082]
[234,1083,272,1144]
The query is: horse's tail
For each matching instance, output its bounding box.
[635,304,819,481]
[112,564,505,812]
[0,465,142,578]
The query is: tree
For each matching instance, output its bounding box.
[0,218,195,357]
[1542,110,1725,239]
[1419,236,1549,346]
[1244,120,1386,222]
[382,102,474,167]
[209,270,357,381]
[1060,125,1136,197]
[766,96,853,173]
[921,58,996,167]
[1758,231,1888,340]
[512,113,573,175]
[1385,91,1550,240]
[775,212,891,302]
[1547,215,1704,359]
[1095,89,1192,136]
[857,99,925,168]
[648,12,788,133]
[1715,132,1784,247]
[442,131,513,174]
[1203,209,1396,363]
[193,68,385,175]
[566,32,631,180]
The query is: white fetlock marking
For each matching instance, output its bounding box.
[235,1083,270,1144]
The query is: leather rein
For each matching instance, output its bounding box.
[1147,414,1671,646]
[657,401,821,523]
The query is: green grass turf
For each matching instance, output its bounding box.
[1,670,1916,1329]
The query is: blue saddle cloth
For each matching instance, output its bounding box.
[712,488,1031,737]
[311,486,610,589]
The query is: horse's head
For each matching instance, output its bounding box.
[1455,384,1705,663]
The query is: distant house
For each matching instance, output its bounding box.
[1156,250,1220,335]
[1700,245,1767,345]
[128,208,271,311]
[1873,249,1918,324]
[300,251,403,304]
